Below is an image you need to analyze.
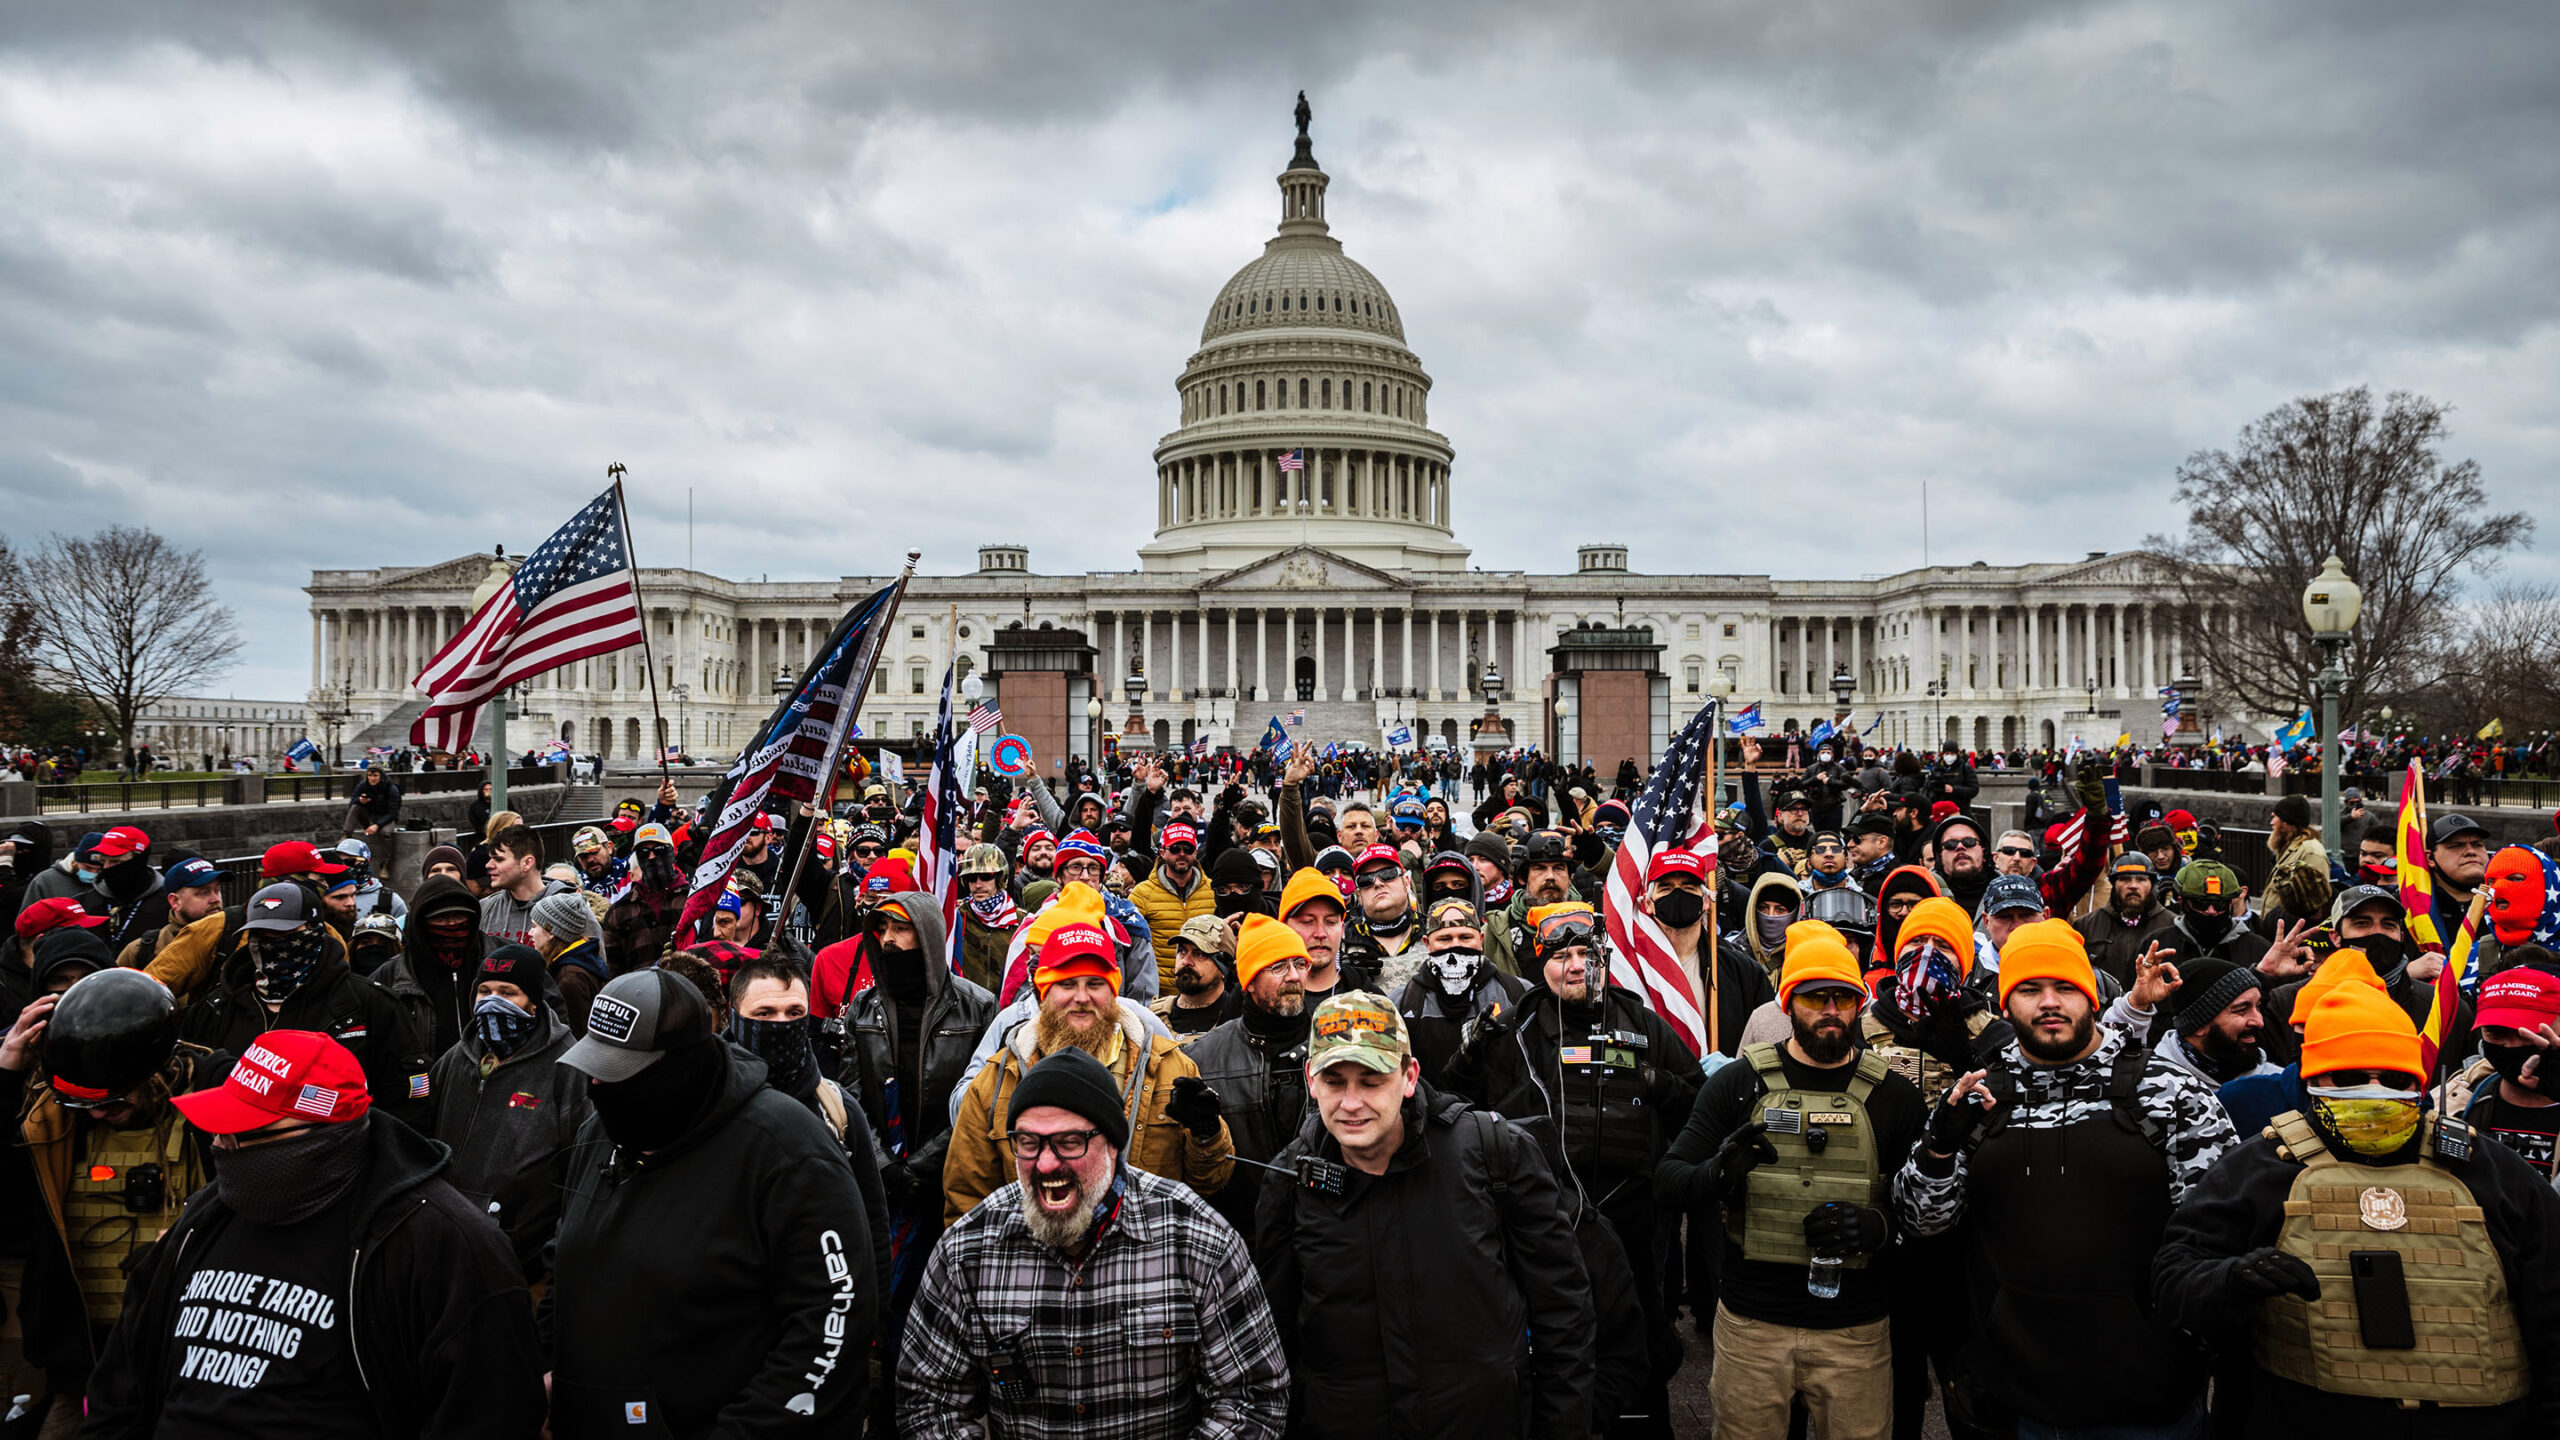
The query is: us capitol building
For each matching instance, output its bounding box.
[308,104,2251,778]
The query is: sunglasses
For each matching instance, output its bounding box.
[1996,846,2036,859]
[1939,836,1983,852]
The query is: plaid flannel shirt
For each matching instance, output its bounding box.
[898,1166,1289,1440]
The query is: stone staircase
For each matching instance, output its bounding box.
[1232,697,1390,748]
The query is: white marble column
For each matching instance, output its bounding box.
[1141,612,1153,695]
[1428,610,1442,701]
[1256,609,1269,701]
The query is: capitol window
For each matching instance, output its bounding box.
[1256,380,1266,409]
[1299,378,1309,406]
[1322,379,1331,407]
[1362,381,1372,411]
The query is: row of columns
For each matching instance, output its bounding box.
[1767,602,2232,703]
[1158,449,1448,529]
[314,606,475,694]
[1093,605,1531,705]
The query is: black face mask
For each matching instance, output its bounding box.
[2183,908,2233,946]
[250,928,329,1003]
[874,944,927,1006]
[102,861,153,903]
[2347,935,2410,978]
[1651,890,1706,930]
[474,995,540,1059]
[732,1015,820,1099]
[637,848,679,890]
[587,1040,727,1153]
[1214,890,1270,920]
[2482,1041,2551,1094]
[216,1116,371,1226]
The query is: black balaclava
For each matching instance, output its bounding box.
[102,860,154,904]
[217,1116,371,1226]
[587,1038,728,1153]
[733,1015,820,1100]
[636,844,679,892]
[874,928,929,1010]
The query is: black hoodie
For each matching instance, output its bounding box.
[545,1043,876,1439]
[1921,812,1993,914]
[0,818,55,931]
[80,1114,547,1440]
[377,876,494,1058]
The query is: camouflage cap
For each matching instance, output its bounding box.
[1176,913,1233,957]
[1307,990,1411,1075]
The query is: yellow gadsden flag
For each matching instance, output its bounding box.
[2477,717,2505,740]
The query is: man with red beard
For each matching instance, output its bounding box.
[1657,927,1927,1440]
[940,899,1233,1222]
[899,1046,1288,1437]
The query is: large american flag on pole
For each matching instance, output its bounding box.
[914,662,969,970]
[410,486,646,752]
[677,583,898,939]
[1602,698,1720,1058]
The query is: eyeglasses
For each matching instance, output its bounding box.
[1007,1129,1103,1161]
[1354,871,1402,891]
[852,845,883,859]
[1995,847,2036,859]
[1939,836,1983,852]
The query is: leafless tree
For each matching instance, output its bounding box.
[0,542,45,741]
[2411,584,2560,736]
[24,526,241,759]
[2144,387,2530,727]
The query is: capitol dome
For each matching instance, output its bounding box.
[1140,98,1465,575]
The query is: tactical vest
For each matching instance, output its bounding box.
[1726,1043,1892,1268]
[1556,1025,1657,1179]
[1858,1006,1994,1107]
[2251,1110,2527,1407]
[66,1121,197,1321]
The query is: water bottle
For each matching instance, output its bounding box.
[1806,1252,1843,1300]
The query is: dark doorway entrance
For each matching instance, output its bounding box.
[1295,656,1316,701]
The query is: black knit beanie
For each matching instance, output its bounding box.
[2172,956,2260,1035]
[1007,1047,1130,1150]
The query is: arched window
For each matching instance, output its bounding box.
[1256,379,1266,409]
[1299,377,1309,406]
[1321,378,1331,407]
[1300,291,1309,310]
[1218,387,1227,415]
[1362,381,1372,411]
[1281,294,1290,311]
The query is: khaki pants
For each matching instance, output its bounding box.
[1708,1301,1892,1440]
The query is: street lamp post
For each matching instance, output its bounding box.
[1829,665,1856,740]
[1708,669,1737,817]
[670,683,691,761]
[1552,695,1570,759]
[1925,677,1949,749]
[2302,555,2364,856]
[1085,696,1104,770]
[2084,676,2098,718]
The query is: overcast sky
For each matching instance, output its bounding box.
[4,1,2554,700]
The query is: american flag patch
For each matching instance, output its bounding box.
[291,1085,339,1118]
[337,1027,367,1041]
[408,1073,431,1100]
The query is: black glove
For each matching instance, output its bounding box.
[1703,1120,1777,1203]
[879,1158,922,1202]
[1924,1090,1993,1158]
[2228,1247,2322,1301]
[1455,1001,1518,1071]
[1166,1075,1224,1141]
[1803,1201,1889,1257]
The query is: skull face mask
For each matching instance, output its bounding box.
[1424,945,1482,995]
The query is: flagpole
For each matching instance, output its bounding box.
[773,551,920,939]
[609,464,674,788]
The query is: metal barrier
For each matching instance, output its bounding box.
[37,779,231,813]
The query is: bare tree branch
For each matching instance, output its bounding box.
[25,526,242,758]
[2141,387,2530,729]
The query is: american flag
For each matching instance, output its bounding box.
[677,582,900,940]
[1275,448,1306,471]
[1601,698,1720,1058]
[914,661,967,970]
[410,487,646,753]
[968,703,1002,736]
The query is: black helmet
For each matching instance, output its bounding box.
[1518,830,1572,871]
[42,968,177,1109]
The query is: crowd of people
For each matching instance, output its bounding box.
[0,725,2548,1439]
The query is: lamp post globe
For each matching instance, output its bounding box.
[2301,555,2361,856]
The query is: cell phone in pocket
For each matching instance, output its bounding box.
[2348,1250,2416,1350]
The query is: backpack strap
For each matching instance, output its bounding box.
[2105,1043,2166,1152]
[1978,1060,2021,1140]
[814,1079,851,1144]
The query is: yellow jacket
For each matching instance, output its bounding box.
[1127,867,1216,992]
[942,997,1234,1225]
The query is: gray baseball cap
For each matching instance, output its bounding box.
[1976,873,2046,921]
[241,882,319,932]
[559,969,714,1083]
[2331,884,2402,924]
